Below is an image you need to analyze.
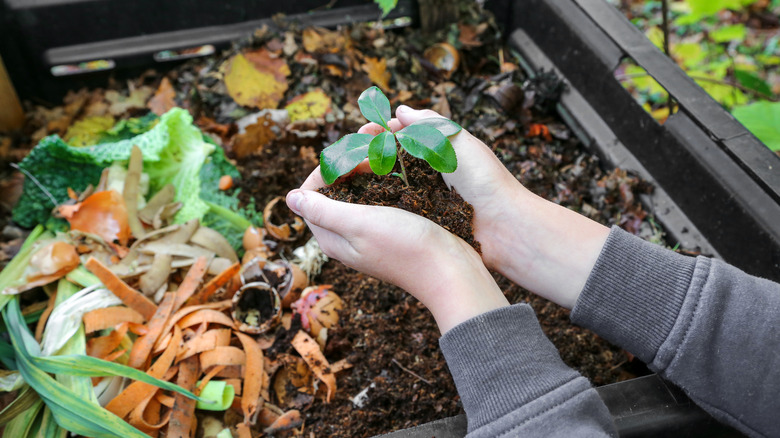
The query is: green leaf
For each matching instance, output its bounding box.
[368,131,397,175]
[358,86,391,130]
[32,355,206,402]
[734,70,773,97]
[396,125,458,173]
[320,133,374,184]
[53,280,96,404]
[38,406,66,438]
[2,398,43,438]
[710,24,747,43]
[4,298,205,438]
[411,118,462,137]
[0,226,49,312]
[0,387,39,426]
[732,101,780,151]
[5,299,146,438]
[374,0,398,16]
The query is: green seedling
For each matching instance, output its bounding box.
[320,86,462,186]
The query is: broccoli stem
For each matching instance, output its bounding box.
[204,201,255,230]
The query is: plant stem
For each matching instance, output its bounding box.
[660,0,670,57]
[660,0,675,116]
[397,146,410,187]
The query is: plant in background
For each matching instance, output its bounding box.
[320,86,462,186]
[374,0,398,17]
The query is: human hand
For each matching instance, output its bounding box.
[359,106,610,309]
[286,182,509,334]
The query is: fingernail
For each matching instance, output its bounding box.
[287,190,304,216]
[397,105,410,114]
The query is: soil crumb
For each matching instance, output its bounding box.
[319,157,481,253]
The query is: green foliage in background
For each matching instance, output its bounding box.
[615,0,780,153]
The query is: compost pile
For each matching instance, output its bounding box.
[0,3,665,437]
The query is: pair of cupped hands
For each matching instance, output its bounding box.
[286,106,610,334]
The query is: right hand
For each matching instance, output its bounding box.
[365,106,611,309]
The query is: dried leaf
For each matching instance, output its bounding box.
[302,27,346,54]
[458,23,489,48]
[148,78,177,116]
[231,115,277,159]
[224,49,290,109]
[362,57,391,91]
[105,87,154,116]
[285,90,331,122]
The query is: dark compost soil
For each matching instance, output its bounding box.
[319,157,481,253]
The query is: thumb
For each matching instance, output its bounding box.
[396,105,446,127]
[286,189,357,234]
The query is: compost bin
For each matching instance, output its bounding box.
[1,0,774,437]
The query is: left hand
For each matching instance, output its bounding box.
[286,165,509,334]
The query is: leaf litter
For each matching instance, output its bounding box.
[0,2,673,437]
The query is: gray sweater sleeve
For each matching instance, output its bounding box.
[439,304,617,437]
[571,226,780,438]
[439,226,779,437]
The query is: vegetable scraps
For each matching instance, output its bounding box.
[12,108,261,252]
[1,107,348,437]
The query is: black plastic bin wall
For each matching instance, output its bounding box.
[1,0,771,436]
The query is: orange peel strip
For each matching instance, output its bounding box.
[85,257,157,321]
[186,262,240,306]
[128,292,176,369]
[172,256,210,311]
[83,306,145,333]
[291,330,336,402]
[199,346,246,370]
[106,325,183,419]
[167,355,199,438]
[235,331,265,423]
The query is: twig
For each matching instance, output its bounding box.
[660,0,675,116]
[391,358,432,386]
[616,72,779,102]
[10,163,60,207]
[660,0,671,57]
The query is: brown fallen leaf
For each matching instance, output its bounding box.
[231,114,277,158]
[0,171,24,211]
[302,27,347,54]
[223,49,290,109]
[363,57,391,91]
[458,22,489,48]
[148,78,177,116]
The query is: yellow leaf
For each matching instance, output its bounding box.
[63,115,115,147]
[224,49,290,109]
[363,57,391,91]
[284,89,331,122]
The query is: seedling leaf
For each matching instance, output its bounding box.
[411,118,462,137]
[368,131,397,175]
[320,133,374,184]
[358,86,391,130]
[396,125,457,173]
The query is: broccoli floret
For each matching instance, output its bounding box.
[199,140,263,253]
